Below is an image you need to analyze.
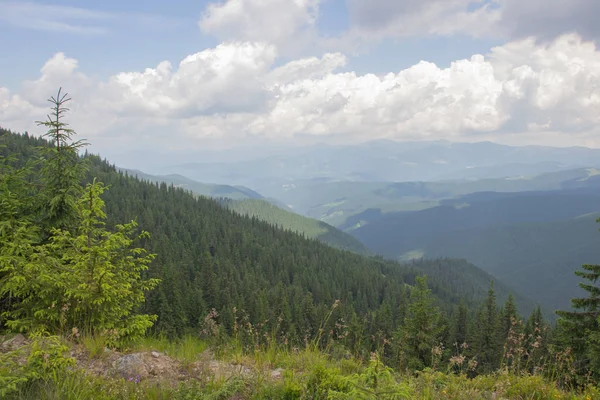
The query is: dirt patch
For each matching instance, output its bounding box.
[2,335,285,387]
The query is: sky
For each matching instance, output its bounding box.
[1,0,600,163]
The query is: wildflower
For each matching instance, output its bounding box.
[449,354,466,367]
[467,358,479,371]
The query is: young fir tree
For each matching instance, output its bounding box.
[2,176,160,342]
[556,229,600,377]
[0,147,39,326]
[1,91,160,343]
[35,88,88,235]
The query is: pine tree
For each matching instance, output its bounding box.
[36,88,88,234]
[474,281,500,371]
[556,232,600,377]
[0,148,39,327]
[500,294,519,341]
[2,180,160,341]
[452,300,469,347]
[397,276,444,370]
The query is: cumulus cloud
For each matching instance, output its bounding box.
[99,42,277,118]
[2,34,600,151]
[199,0,322,55]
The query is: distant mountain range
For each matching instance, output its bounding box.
[122,140,600,314]
[120,168,264,200]
[351,187,600,312]
[118,168,368,255]
[150,140,600,198]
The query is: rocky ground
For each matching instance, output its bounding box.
[1,334,285,388]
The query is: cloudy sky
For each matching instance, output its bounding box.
[1,0,600,163]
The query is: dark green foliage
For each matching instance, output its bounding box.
[556,229,600,379]
[353,190,600,313]
[472,282,501,372]
[2,127,517,355]
[35,88,89,234]
[224,198,371,255]
[396,276,444,370]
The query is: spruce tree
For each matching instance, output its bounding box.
[474,281,500,371]
[556,231,600,377]
[397,276,444,370]
[36,88,88,234]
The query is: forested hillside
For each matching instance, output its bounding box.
[117,169,371,255]
[267,168,600,228]
[223,198,371,255]
[352,190,600,312]
[2,125,532,350]
[120,168,264,201]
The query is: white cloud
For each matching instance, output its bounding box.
[493,0,600,42]
[0,88,41,131]
[268,53,347,84]
[346,0,499,40]
[199,0,322,55]
[2,34,600,152]
[99,42,277,117]
[343,0,600,44]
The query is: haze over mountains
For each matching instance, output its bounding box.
[145,140,600,194]
[117,139,600,314]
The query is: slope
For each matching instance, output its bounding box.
[2,128,536,339]
[223,198,372,255]
[120,168,368,254]
[120,168,263,200]
[270,168,600,228]
[352,189,600,312]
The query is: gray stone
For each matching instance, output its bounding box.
[208,360,252,380]
[151,351,160,358]
[2,334,26,350]
[270,368,284,380]
[112,353,149,380]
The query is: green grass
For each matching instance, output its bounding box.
[4,338,600,400]
[128,335,208,368]
[81,335,110,360]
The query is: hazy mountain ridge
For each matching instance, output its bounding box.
[119,168,264,201]
[118,168,369,255]
[152,140,600,198]
[351,188,600,312]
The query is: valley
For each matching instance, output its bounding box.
[3,3,600,396]
[124,141,600,314]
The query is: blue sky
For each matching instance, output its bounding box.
[1,0,600,160]
[0,0,503,87]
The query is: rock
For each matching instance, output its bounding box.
[208,360,252,380]
[151,351,160,358]
[270,368,284,380]
[2,334,26,350]
[112,353,149,380]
